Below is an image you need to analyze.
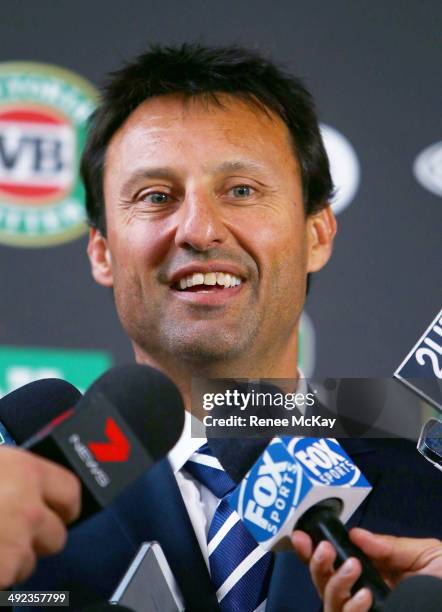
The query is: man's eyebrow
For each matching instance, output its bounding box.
[120,167,182,197]
[205,160,270,175]
[119,160,269,197]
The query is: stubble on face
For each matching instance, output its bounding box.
[103,94,309,377]
[112,245,267,366]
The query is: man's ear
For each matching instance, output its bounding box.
[306,205,337,273]
[87,227,114,287]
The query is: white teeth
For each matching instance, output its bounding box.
[176,271,242,290]
[193,272,204,286]
[204,272,217,285]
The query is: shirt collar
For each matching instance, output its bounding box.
[168,411,206,474]
[168,370,306,474]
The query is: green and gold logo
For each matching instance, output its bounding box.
[0,62,97,247]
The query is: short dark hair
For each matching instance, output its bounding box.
[81,42,333,234]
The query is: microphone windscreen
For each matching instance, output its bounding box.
[336,378,387,435]
[383,575,442,611]
[78,364,185,460]
[0,378,81,443]
[208,437,270,483]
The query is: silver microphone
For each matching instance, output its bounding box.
[418,418,442,471]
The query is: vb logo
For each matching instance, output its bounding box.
[0,106,74,202]
[0,61,97,247]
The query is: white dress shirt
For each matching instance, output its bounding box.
[167,374,307,569]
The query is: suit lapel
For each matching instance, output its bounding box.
[111,457,220,612]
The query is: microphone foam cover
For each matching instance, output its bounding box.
[79,364,185,460]
[208,437,271,483]
[0,378,82,443]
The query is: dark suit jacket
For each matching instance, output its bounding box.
[21,437,442,611]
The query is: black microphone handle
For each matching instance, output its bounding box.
[297,504,390,611]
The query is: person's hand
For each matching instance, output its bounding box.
[0,446,81,588]
[292,528,442,612]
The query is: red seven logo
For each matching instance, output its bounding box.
[88,418,131,462]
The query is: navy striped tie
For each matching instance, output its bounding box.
[185,443,273,612]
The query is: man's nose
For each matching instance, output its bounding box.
[174,191,228,251]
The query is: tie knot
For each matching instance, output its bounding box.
[185,443,236,498]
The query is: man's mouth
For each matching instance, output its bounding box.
[173,271,243,292]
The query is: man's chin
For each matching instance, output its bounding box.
[160,328,254,365]
[171,340,245,363]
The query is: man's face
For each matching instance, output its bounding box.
[89,94,333,371]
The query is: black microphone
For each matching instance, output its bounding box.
[22,364,185,522]
[383,575,442,611]
[0,378,82,445]
[209,436,390,611]
[296,502,389,610]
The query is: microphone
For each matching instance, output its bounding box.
[210,436,389,610]
[394,306,442,411]
[0,378,82,445]
[383,575,442,611]
[418,418,442,471]
[110,541,185,611]
[22,364,185,522]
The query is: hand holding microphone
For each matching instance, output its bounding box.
[292,528,442,611]
[22,364,185,522]
[0,378,83,588]
[0,445,81,588]
[210,435,389,609]
[0,365,184,590]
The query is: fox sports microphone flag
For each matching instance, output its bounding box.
[228,436,371,550]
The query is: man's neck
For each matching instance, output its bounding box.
[132,329,298,411]
[132,337,299,412]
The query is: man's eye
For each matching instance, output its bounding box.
[230,185,253,198]
[140,192,170,205]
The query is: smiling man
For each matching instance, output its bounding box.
[85,59,336,402]
[19,44,442,612]
[78,45,336,611]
